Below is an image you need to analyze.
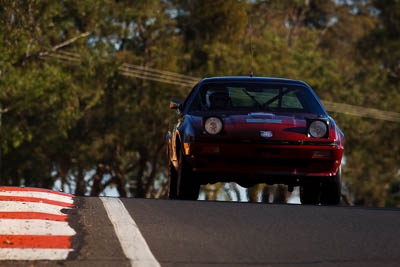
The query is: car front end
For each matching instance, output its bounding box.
[181,112,344,186]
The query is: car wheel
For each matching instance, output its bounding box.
[176,150,200,200]
[300,183,320,205]
[320,167,342,205]
[167,158,178,199]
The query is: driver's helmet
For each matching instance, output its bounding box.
[205,89,230,109]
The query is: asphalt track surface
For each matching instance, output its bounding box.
[3,197,400,266]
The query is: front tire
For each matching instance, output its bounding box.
[320,167,342,205]
[300,183,320,205]
[175,150,200,200]
[167,159,178,199]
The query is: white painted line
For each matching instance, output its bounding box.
[0,191,73,204]
[0,219,76,235]
[0,201,71,215]
[100,197,161,267]
[0,248,73,260]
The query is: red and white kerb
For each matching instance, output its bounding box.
[0,187,75,260]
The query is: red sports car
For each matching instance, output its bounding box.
[166,77,344,205]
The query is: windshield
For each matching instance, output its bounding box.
[188,83,325,115]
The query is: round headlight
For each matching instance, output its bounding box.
[204,117,223,135]
[309,120,328,138]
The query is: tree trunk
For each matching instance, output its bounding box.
[132,147,147,198]
[262,185,272,203]
[145,143,164,198]
[75,166,86,196]
[273,184,289,204]
[90,164,105,196]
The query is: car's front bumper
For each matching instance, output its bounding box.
[184,142,343,179]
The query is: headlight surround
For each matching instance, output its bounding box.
[308,120,328,138]
[204,117,223,135]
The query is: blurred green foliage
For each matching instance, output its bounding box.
[0,0,399,207]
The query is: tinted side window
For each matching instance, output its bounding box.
[182,83,199,111]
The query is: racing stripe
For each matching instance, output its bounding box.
[0,212,67,221]
[0,249,72,260]
[0,219,76,235]
[0,187,76,261]
[0,201,70,215]
[0,187,73,197]
[0,196,73,207]
[0,235,71,248]
[0,191,73,203]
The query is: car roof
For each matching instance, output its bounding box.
[199,76,309,86]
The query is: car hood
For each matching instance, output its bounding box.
[188,112,333,142]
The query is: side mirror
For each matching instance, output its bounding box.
[169,100,183,110]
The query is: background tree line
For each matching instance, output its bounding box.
[0,0,399,207]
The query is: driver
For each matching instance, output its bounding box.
[205,89,230,110]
